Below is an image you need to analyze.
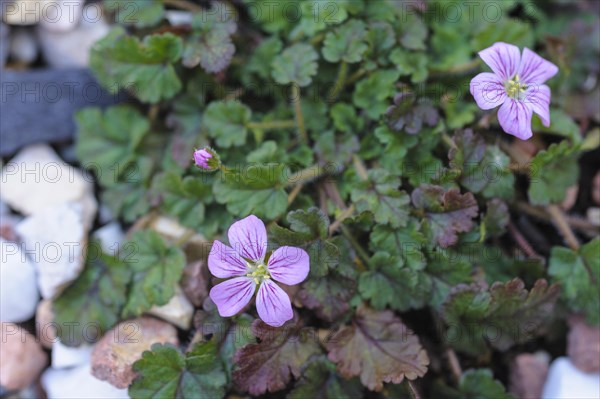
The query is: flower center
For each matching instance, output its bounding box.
[505,75,527,100]
[245,260,271,285]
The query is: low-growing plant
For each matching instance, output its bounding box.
[62,0,599,397]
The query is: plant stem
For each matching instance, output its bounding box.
[514,201,599,235]
[547,204,580,250]
[508,221,542,260]
[352,155,369,181]
[291,84,308,143]
[287,183,304,205]
[405,380,421,399]
[446,348,463,383]
[441,132,457,149]
[162,0,203,13]
[340,224,370,270]
[246,120,297,130]
[346,68,366,85]
[329,204,355,236]
[328,61,348,102]
[285,164,325,187]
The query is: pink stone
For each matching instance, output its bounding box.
[0,323,48,391]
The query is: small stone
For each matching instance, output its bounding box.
[2,0,48,25]
[37,5,109,68]
[541,357,600,399]
[588,207,600,226]
[51,340,94,369]
[181,260,210,307]
[568,315,600,373]
[42,364,129,399]
[15,202,87,299]
[0,210,21,242]
[165,10,193,26]
[91,317,179,389]
[0,323,48,391]
[147,286,194,330]
[92,222,125,255]
[1,22,10,66]
[0,144,97,227]
[39,0,83,32]
[35,299,56,348]
[9,26,38,63]
[0,238,39,322]
[509,351,550,399]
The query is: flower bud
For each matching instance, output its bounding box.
[193,147,220,171]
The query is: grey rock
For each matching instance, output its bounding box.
[0,68,125,156]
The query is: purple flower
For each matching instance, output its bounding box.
[193,148,213,170]
[208,215,310,327]
[470,42,558,140]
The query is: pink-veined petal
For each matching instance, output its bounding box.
[256,279,293,327]
[518,48,558,85]
[524,84,551,127]
[497,98,534,140]
[209,277,256,317]
[267,246,310,286]
[228,215,267,262]
[208,240,247,278]
[478,42,521,81]
[470,72,507,110]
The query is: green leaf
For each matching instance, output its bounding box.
[353,69,400,119]
[122,230,186,317]
[288,356,362,399]
[233,318,322,396]
[322,19,368,63]
[54,244,131,346]
[549,238,600,324]
[129,341,226,399]
[369,220,427,271]
[449,130,515,199]
[270,207,339,277]
[482,199,509,238]
[203,101,252,148]
[102,179,151,223]
[297,236,356,321]
[459,369,515,399]
[411,185,479,248]
[104,0,164,28]
[152,172,213,230]
[528,140,580,205]
[330,103,364,134]
[75,105,150,187]
[272,43,319,87]
[399,13,427,50]
[326,306,429,391]
[472,18,534,50]
[442,279,560,354]
[183,4,237,73]
[244,37,283,81]
[213,164,288,220]
[290,0,349,39]
[359,252,429,311]
[90,28,183,103]
[532,108,582,143]
[389,49,428,83]
[351,169,410,228]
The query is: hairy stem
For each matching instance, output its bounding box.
[328,61,348,102]
[246,120,297,130]
[291,84,308,144]
[285,164,326,187]
[547,204,580,250]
